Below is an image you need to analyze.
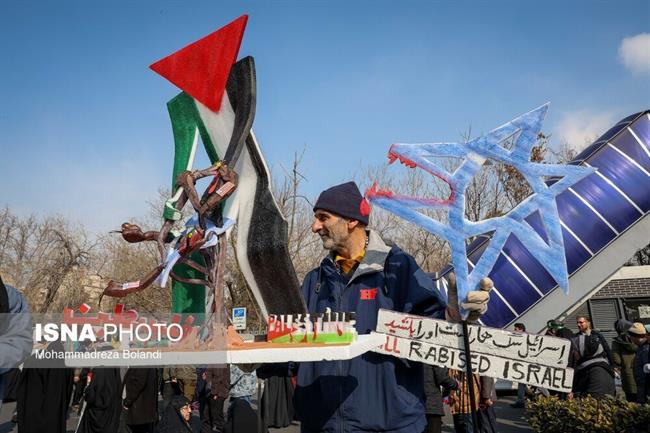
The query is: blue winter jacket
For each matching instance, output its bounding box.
[294,231,446,433]
[0,283,32,409]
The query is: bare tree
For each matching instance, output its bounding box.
[627,243,650,266]
[549,139,578,164]
[0,208,95,313]
[272,148,323,279]
[356,162,451,273]
[496,134,549,211]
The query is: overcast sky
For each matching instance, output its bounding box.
[1,0,648,233]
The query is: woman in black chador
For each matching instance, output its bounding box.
[77,368,122,433]
[156,395,194,433]
[17,341,73,433]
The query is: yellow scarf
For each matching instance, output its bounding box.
[335,250,366,275]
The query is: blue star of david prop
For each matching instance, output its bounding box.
[367,104,594,309]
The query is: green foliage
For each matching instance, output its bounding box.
[526,395,650,433]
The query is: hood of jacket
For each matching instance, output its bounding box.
[613,335,638,353]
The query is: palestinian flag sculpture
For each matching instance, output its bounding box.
[101,15,306,331]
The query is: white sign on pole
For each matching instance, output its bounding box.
[638,305,650,319]
[232,307,247,331]
[372,309,574,392]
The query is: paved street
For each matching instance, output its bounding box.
[1,393,532,433]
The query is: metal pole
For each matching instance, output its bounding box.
[462,320,480,433]
[257,379,263,433]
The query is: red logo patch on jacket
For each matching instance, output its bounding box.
[360,288,378,300]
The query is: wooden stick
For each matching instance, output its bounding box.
[462,319,480,432]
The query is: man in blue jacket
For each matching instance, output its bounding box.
[294,182,447,433]
[0,275,33,410]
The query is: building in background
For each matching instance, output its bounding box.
[561,265,650,344]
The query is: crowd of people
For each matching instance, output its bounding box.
[508,316,650,410]
[2,363,267,433]
[0,181,649,433]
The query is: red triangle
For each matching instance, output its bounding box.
[150,15,248,112]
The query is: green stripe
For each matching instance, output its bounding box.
[165,93,226,314]
[166,92,220,192]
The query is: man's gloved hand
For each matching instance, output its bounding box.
[444,273,492,323]
[461,277,493,322]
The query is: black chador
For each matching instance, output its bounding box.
[77,368,122,433]
[17,342,74,433]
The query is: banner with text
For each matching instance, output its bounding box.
[372,309,574,392]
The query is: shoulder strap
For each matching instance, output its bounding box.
[229,373,245,390]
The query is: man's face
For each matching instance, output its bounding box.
[514,326,524,334]
[630,334,647,347]
[312,210,351,252]
[576,318,590,332]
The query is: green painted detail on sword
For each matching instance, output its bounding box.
[168,92,202,191]
[171,252,206,323]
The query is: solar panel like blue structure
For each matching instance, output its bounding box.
[434,110,650,330]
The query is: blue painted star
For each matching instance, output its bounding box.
[367,104,594,309]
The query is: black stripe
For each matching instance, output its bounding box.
[244,134,306,315]
[223,56,256,166]
[223,56,305,315]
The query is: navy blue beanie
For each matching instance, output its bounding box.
[313,181,370,225]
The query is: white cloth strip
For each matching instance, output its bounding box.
[155,217,235,287]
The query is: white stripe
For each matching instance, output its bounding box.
[627,126,650,159]
[501,252,544,297]
[490,287,518,316]
[187,128,199,170]
[584,162,644,214]
[170,186,184,202]
[168,129,200,203]
[559,220,594,256]
[568,188,618,234]
[607,141,650,177]
[467,258,475,269]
